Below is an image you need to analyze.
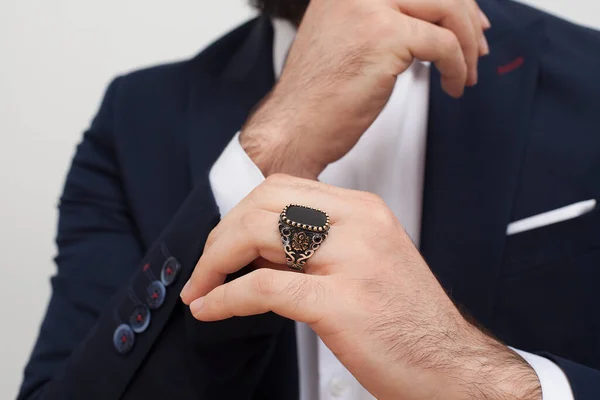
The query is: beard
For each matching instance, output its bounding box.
[250,0,310,24]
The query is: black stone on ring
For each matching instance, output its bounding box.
[279,204,330,271]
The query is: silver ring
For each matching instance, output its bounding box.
[279,204,330,271]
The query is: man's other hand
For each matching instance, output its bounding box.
[240,0,491,179]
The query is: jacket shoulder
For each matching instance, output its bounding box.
[108,17,260,113]
[499,1,600,95]
[501,0,600,51]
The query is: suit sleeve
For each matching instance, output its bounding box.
[17,77,145,399]
[17,78,265,400]
[542,354,600,400]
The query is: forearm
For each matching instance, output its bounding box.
[450,328,542,400]
[379,311,542,400]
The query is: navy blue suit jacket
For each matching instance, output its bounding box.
[18,1,600,399]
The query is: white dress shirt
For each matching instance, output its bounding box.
[208,18,574,400]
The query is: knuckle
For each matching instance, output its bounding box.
[439,31,461,54]
[371,204,395,227]
[360,11,399,51]
[357,191,385,209]
[249,183,267,201]
[254,269,276,297]
[240,210,261,232]
[467,0,482,15]
[461,40,478,60]
[205,229,219,249]
[448,0,462,9]
[436,0,453,11]
[468,4,481,22]
[285,276,312,303]
[240,213,253,231]
[464,37,479,54]
[217,285,228,308]
[265,173,290,186]
[363,191,384,204]
[370,13,396,38]
[252,174,288,199]
[405,16,423,40]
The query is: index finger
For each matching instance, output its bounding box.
[180,175,366,304]
[181,208,283,304]
[398,14,468,98]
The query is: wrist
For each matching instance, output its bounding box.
[453,326,542,400]
[240,128,321,180]
[240,96,324,180]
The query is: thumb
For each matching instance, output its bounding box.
[190,268,328,325]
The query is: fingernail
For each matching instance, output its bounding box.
[480,35,490,56]
[180,281,191,302]
[190,297,205,314]
[480,10,491,29]
[471,70,478,86]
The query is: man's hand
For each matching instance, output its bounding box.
[180,175,541,400]
[241,0,491,179]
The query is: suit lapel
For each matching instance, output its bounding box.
[183,16,295,398]
[420,5,546,326]
[187,16,276,186]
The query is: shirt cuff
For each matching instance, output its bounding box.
[209,131,266,218]
[512,347,574,400]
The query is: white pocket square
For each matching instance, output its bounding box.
[506,199,597,236]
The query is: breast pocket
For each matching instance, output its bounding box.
[502,200,600,277]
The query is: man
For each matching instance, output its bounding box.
[18,0,600,399]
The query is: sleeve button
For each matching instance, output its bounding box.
[161,257,181,287]
[128,304,151,333]
[146,281,166,310]
[113,324,135,354]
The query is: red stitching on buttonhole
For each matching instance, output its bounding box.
[497,56,525,75]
